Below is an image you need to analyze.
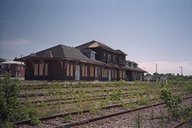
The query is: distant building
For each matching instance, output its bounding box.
[0,58,6,63]
[16,40,146,81]
[0,61,25,77]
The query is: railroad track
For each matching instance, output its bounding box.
[20,92,152,106]
[19,88,146,98]
[173,117,192,128]
[57,96,192,128]
[20,89,188,106]
[16,94,192,128]
[15,96,158,125]
[19,86,185,97]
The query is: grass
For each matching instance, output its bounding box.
[18,80,191,120]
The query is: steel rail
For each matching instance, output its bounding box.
[172,117,192,128]
[19,86,185,97]
[15,97,159,126]
[20,89,187,106]
[20,91,190,107]
[15,95,192,127]
[19,88,142,98]
[20,92,152,106]
[56,96,192,128]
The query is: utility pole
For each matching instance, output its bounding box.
[179,66,183,76]
[155,63,158,82]
[156,63,157,73]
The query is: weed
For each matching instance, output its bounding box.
[150,108,155,120]
[134,113,142,128]
[137,95,148,105]
[159,110,167,128]
[63,114,72,122]
[1,121,15,128]
[90,102,101,115]
[109,89,122,103]
[28,107,41,125]
[186,84,192,92]
[160,87,181,120]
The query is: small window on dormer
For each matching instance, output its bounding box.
[103,52,106,58]
[108,54,111,62]
[90,52,95,59]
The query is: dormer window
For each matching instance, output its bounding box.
[103,52,106,58]
[90,52,95,59]
[107,54,111,62]
[128,63,131,67]
[134,64,138,68]
[113,55,117,63]
[80,49,96,60]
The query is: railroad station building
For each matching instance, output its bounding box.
[16,40,146,81]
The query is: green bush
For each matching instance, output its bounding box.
[160,87,181,120]
[28,107,40,125]
[0,76,40,127]
[0,76,23,127]
[186,84,192,92]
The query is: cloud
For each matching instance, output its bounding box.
[140,61,192,76]
[0,39,31,49]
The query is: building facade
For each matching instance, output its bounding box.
[16,40,146,81]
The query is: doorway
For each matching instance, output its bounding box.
[108,69,111,81]
[75,65,80,80]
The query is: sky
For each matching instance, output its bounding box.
[0,0,192,75]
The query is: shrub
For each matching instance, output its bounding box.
[186,84,192,92]
[28,107,40,125]
[0,76,23,127]
[0,76,40,127]
[160,88,181,120]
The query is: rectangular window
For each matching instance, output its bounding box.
[82,66,84,77]
[119,70,122,79]
[112,70,117,79]
[123,71,125,79]
[95,67,98,77]
[85,66,87,77]
[66,64,73,77]
[66,64,70,76]
[102,68,108,78]
[113,55,117,63]
[34,63,48,76]
[90,66,94,77]
[102,68,104,78]
[70,64,73,76]
[97,67,101,77]
[34,64,38,76]
[44,63,48,76]
[108,54,111,62]
[81,65,87,77]
[39,63,44,76]
[103,52,106,58]
[112,70,114,78]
